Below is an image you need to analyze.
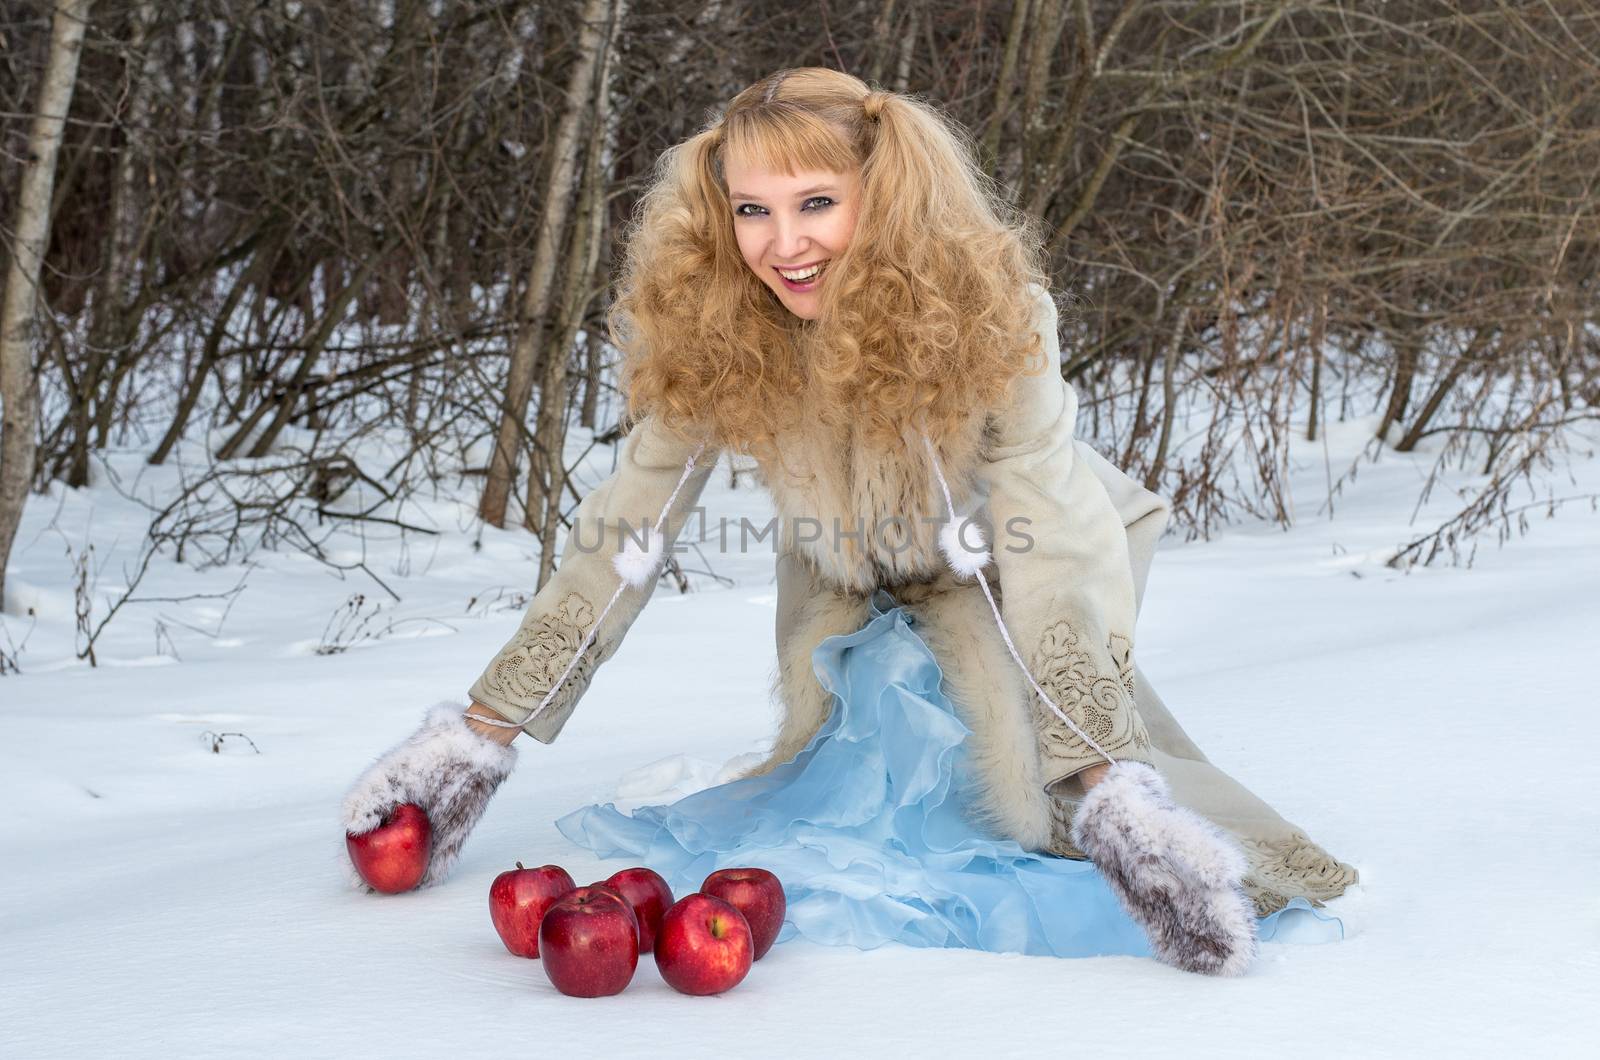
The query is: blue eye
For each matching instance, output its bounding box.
[734,196,835,218]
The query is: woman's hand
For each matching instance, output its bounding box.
[1078,762,1111,790]
[464,699,522,746]
[341,701,520,891]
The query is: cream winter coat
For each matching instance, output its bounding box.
[467,285,1357,916]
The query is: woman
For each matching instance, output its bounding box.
[343,68,1357,976]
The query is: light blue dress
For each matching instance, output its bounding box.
[556,589,1343,958]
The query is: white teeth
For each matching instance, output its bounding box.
[778,262,824,281]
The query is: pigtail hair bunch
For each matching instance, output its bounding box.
[804,78,1050,455]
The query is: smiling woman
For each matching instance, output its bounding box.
[344,67,1357,980]
[725,163,861,318]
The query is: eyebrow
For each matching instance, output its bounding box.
[727,184,838,203]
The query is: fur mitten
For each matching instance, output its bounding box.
[341,702,517,891]
[1068,761,1258,976]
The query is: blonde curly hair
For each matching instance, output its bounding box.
[608,67,1051,463]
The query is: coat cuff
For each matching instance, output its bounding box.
[1029,619,1157,795]
[467,674,569,745]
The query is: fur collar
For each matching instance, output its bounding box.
[754,400,994,594]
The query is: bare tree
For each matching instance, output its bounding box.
[529,0,630,588]
[479,0,615,528]
[1,0,94,612]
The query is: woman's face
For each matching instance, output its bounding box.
[724,153,861,321]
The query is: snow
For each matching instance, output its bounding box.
[3,416,1598,1058]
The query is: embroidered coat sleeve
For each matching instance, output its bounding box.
[467,414,719,743]
[979,285,1156,794]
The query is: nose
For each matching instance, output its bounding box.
[772,216,811,261]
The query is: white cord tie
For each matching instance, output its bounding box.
[921,433,1119,769]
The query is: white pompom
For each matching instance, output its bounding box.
[612,529,664,588]
[939,517,991,579]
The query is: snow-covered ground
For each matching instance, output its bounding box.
[2,414,1597,1058]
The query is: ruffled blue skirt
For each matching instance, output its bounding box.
[556,590,1343,958]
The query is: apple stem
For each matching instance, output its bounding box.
[516,861,524,870]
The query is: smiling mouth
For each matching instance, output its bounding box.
[775,261,827,290]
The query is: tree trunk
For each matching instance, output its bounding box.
[531,0,626,587]
[1144,304,1187,492]
[81,2,158,462]
[1027,0,1144,219]
[478,0,613,529]
[149,251,262,465]
[233,249,390,460]
[579,330,601,430]
[1,0,93,614]
[981,0,1034,179]
[1376,312,1421,445]
[1395,327,1488,452]
[865,0,899,89]
[1017,0,1068,208]
[1306,290,1326,442]
[890,4,918,94]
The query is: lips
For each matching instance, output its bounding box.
[775,261,828,290]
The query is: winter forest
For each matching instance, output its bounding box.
[3,2,1597,1057]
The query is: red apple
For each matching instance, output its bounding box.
[653,893,754,995]
[601,867,674,954]
[538,886,639,997]
[489,862,576,958]
[701,867,785,960]
[346,802,431,894]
